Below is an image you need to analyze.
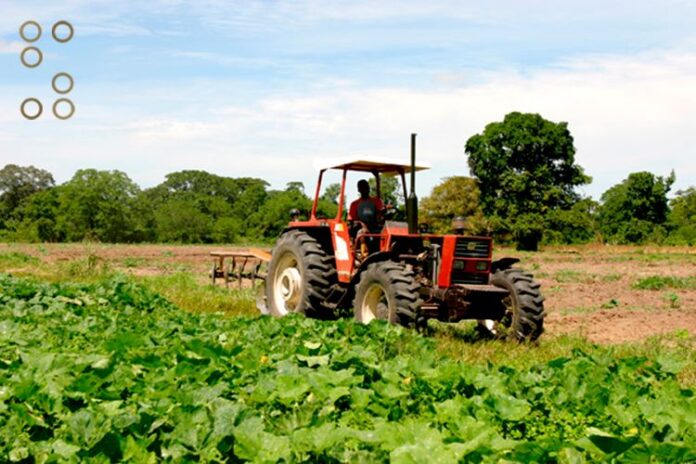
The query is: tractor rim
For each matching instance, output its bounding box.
[360,282,390,323]
[272,253,302,315]
[478,293,513,337]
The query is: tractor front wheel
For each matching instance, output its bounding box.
[353,261,422,328]
[265,230,336,318]
[486,268,545,341]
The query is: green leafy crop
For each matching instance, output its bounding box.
[1,274,694,463]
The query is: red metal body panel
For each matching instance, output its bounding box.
[330,221,353,282]
[288,218,354,283]
[438,236,456,287]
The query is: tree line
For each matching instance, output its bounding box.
[0,167,336,244]
[1,112,694,249]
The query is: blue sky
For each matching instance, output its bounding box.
[1,0,695,200]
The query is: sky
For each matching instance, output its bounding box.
[1,0,695,200]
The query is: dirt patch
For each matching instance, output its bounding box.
[508,245,696,343]
[547,309,696,344]
[0,243,256,274]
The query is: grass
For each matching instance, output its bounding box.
[663,292,681,309]
[155,262,192,273]
[432,326,696,387]
[553,269,593,283]
[600,298,620,309]
[58,253,112,279]
[633,275,696,290]
[122,257,146,268]
[607,252,696,264]
[0,251,39,269]
[552,269,625,284]
[143,271,257,317]
[600,273,622,282]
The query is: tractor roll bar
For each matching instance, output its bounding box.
[407,133,418,234]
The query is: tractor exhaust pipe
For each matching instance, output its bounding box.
[407,133,418,234]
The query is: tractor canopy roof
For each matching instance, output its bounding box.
[313,157,431,175]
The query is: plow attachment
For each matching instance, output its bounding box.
[209,248,271,289]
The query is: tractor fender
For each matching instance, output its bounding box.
[354,251,397,276]
[335,251,396,309]
[491,257,520,273]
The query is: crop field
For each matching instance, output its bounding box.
[1,243,695,462]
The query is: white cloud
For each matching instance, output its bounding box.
[129,119,223,141]
[0,39,23,54]
[166,48,694,197]
[1,48,695,199]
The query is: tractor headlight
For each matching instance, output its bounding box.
[453,260,465,270]
[476,261,488,271]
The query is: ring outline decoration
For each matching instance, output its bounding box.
[20,46,43,68]
[19,20,42,42]
[53,98,75,120]
[52,20,74,43]
[52,72,74,94]
[21,98,43,120]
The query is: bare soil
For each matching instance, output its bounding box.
[547,309,696,344]
[2,242,695,344]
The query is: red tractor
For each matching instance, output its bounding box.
[260,134,544,340]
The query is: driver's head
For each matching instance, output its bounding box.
[357,179,370,198]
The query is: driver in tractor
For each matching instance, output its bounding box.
[348,179,384,255]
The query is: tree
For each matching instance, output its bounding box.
[285,181,305,194]
[465,112,590,250]
[145,171,270,242]
[543,198,598,244]
[1,188,60,242]
[249,185,312,239]
[55,169,141,242]
[420,176,487,234]
[369,175,402,206]
[0,164,54,228]
[155,197,211,242]
[667,187,696,245]
[597,171,674,244]
[321,183,342,204]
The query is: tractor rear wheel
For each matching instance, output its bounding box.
[353,261,422,328]
[265,230,336,318]
[487,268,545,341]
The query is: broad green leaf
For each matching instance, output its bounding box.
[587,428,639,455]
[296,354,329,367]
[9,447,29,462]
[233,416,264,460]
[490,394,530,421]
[123,436,157,464]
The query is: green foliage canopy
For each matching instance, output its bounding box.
[143,170,270,243]
[597,171,674,244]
[420,176,487,234]
[466,112,590,250]
[369,175,403,206]
[56,169,142,242]
[667,187,696,245]
[0,158,692,246]
[0,164,54,227]
[543,199,598,245]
